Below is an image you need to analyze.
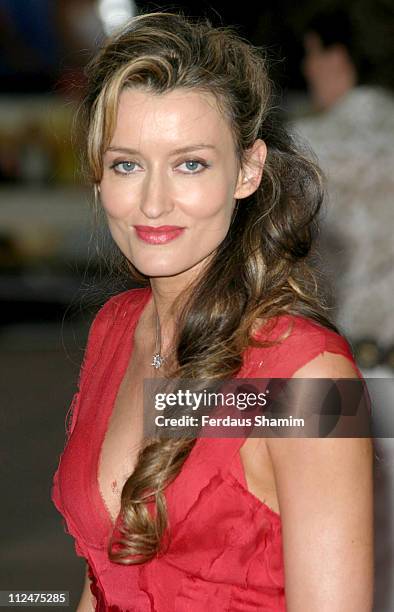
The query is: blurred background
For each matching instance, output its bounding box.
[0,0,392,609]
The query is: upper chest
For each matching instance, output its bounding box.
[97,345,160,523]
[98,358,280,524]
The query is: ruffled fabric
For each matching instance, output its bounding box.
[88,564,135,612]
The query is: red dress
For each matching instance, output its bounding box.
[51,287,362,611]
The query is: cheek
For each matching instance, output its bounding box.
[99,180,133,218]
[181,181,235,223]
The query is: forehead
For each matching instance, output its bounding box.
[109,87,234,150]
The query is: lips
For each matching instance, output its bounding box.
[133,225,185,245]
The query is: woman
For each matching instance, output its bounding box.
[51,11,373,611]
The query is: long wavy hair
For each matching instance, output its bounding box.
[78,10,338,564]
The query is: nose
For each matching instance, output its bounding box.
[139,167,175,219]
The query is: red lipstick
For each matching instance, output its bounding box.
[133,225,185,244]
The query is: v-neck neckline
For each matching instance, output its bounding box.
[87,286,283,549]
[93,286,153,537]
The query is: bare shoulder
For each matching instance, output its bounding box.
[267,349,369,476]
[292,350,360,378]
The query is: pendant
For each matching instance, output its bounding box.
[152,353,165,369]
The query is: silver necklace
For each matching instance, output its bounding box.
[151,309,165,369]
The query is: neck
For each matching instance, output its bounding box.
[137,254,212,360]
[147,269,198,354]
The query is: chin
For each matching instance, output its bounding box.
[131,258,192,279]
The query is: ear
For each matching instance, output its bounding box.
[234,139,267,200]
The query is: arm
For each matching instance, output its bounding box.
[76,564,96,612]
[267,352,374,611]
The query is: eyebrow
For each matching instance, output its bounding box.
[105,144,217,155]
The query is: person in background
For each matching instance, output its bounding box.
[292,8,394,612]
[292,7,394,375]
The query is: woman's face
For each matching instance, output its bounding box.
[100,87,265,279]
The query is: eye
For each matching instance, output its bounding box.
[110,160,138,175]
[179,159,209,173]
